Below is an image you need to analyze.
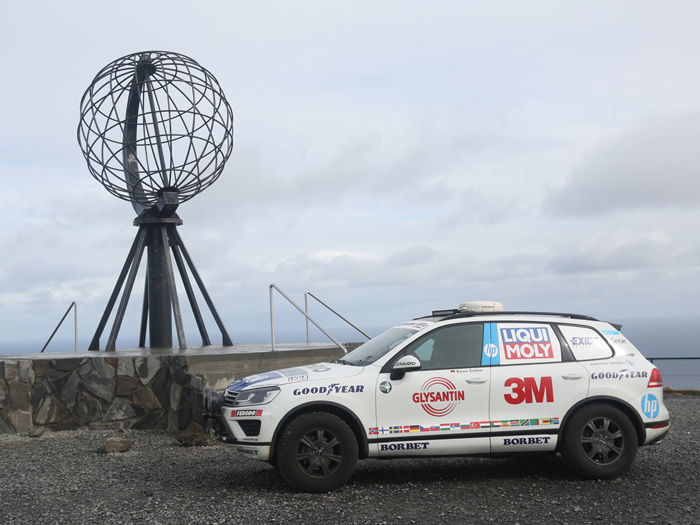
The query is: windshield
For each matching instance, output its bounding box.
[343,326,419,366]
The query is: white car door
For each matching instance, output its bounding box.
[373,322,492,456]
[487,322,589,453]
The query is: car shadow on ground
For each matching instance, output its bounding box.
[215,453,571,494]
[350,453,569,486]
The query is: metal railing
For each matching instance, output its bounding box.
[269,284,370,353]
[304,291,370,343]
[648,357,700,390]
[41,302,78,353]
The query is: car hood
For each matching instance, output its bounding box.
[225,362,363,392]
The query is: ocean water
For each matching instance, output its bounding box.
[1,316,697,388]
[613,316,697,358]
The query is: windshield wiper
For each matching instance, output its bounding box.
[335,358,356,366]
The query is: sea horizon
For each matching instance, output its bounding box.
[2,315,697,389]
[1,315,697,357]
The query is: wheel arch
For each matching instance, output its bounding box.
[558,395,646,448]
[270,402,369,462]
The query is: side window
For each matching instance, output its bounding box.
[405,323,483,370]
[559,325,613,361]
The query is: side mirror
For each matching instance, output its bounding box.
[390,355,421,380]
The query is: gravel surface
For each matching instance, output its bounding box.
[1,394,698,525]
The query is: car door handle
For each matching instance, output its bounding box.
[465,377,487,384]
[561,373,583,380]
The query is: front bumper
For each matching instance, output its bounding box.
[202,387,275,461]
[203,412,273,460]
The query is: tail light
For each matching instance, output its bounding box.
[647,368,663,388]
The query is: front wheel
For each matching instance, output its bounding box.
[562,403,638,479]
[276,412,358,493]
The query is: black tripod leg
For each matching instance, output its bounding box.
[171,228,233,346]
[89,227,146,350]
[139,270,149,347]
[105,228,148,351]
[161,225,187,349]
[172,241,211,345]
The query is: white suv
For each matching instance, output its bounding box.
[203,302,670,492]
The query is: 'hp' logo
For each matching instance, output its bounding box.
[641,394,659,418]
[483,344,499,358]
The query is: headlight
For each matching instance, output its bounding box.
[233,386,280,407]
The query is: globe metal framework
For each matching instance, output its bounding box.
[77,51,234,351]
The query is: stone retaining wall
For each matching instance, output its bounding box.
[0,347,344,435]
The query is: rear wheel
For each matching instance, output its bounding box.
[562,403,638,479]
[276,412,358,493]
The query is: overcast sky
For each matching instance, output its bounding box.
[1,1,699,352]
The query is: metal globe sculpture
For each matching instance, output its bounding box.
[77,51,233,351]
[78,51,233,214]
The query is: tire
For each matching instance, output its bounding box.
[562,403,638,479]
[276,412,358,493]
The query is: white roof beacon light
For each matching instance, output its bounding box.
[458,301,504,313]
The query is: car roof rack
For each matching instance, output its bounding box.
[427,310,600,321]
[415,310,623,331]
[424,309,622,330]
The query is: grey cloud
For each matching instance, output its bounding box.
[387,246,437,267]
[548,229,682,274]
[546,112,700,217]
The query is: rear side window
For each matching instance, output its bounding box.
[559,325,613,361]
[485,322,562,365]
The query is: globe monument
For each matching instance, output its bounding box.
[77,51,234,351]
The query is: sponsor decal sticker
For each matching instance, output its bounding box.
[590,370,647,381]
[232,409,263,417]
[503,376,554,405]
[380,381,392,394]
[483,343,499,358]
[227,372,283,392]
[237,448,259,456]
[482,322,501,366]
[412,377,465,417]
[380,442,429,451]
[293,384,365,396]
[641,393,659,418]
[602,330,620,335]
[609,337,629,345]
[287,375,309,383]
[570,336,602,347]
[503,436,552,446]
[500,327,553,360]
[399,321,431,330]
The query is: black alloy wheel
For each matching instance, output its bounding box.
[562,403,638,479]
[276,412,358,493]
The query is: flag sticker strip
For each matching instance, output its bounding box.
[369,418,559,435]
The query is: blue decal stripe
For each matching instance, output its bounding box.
[481,323,491,366]
[490,322,500,366]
